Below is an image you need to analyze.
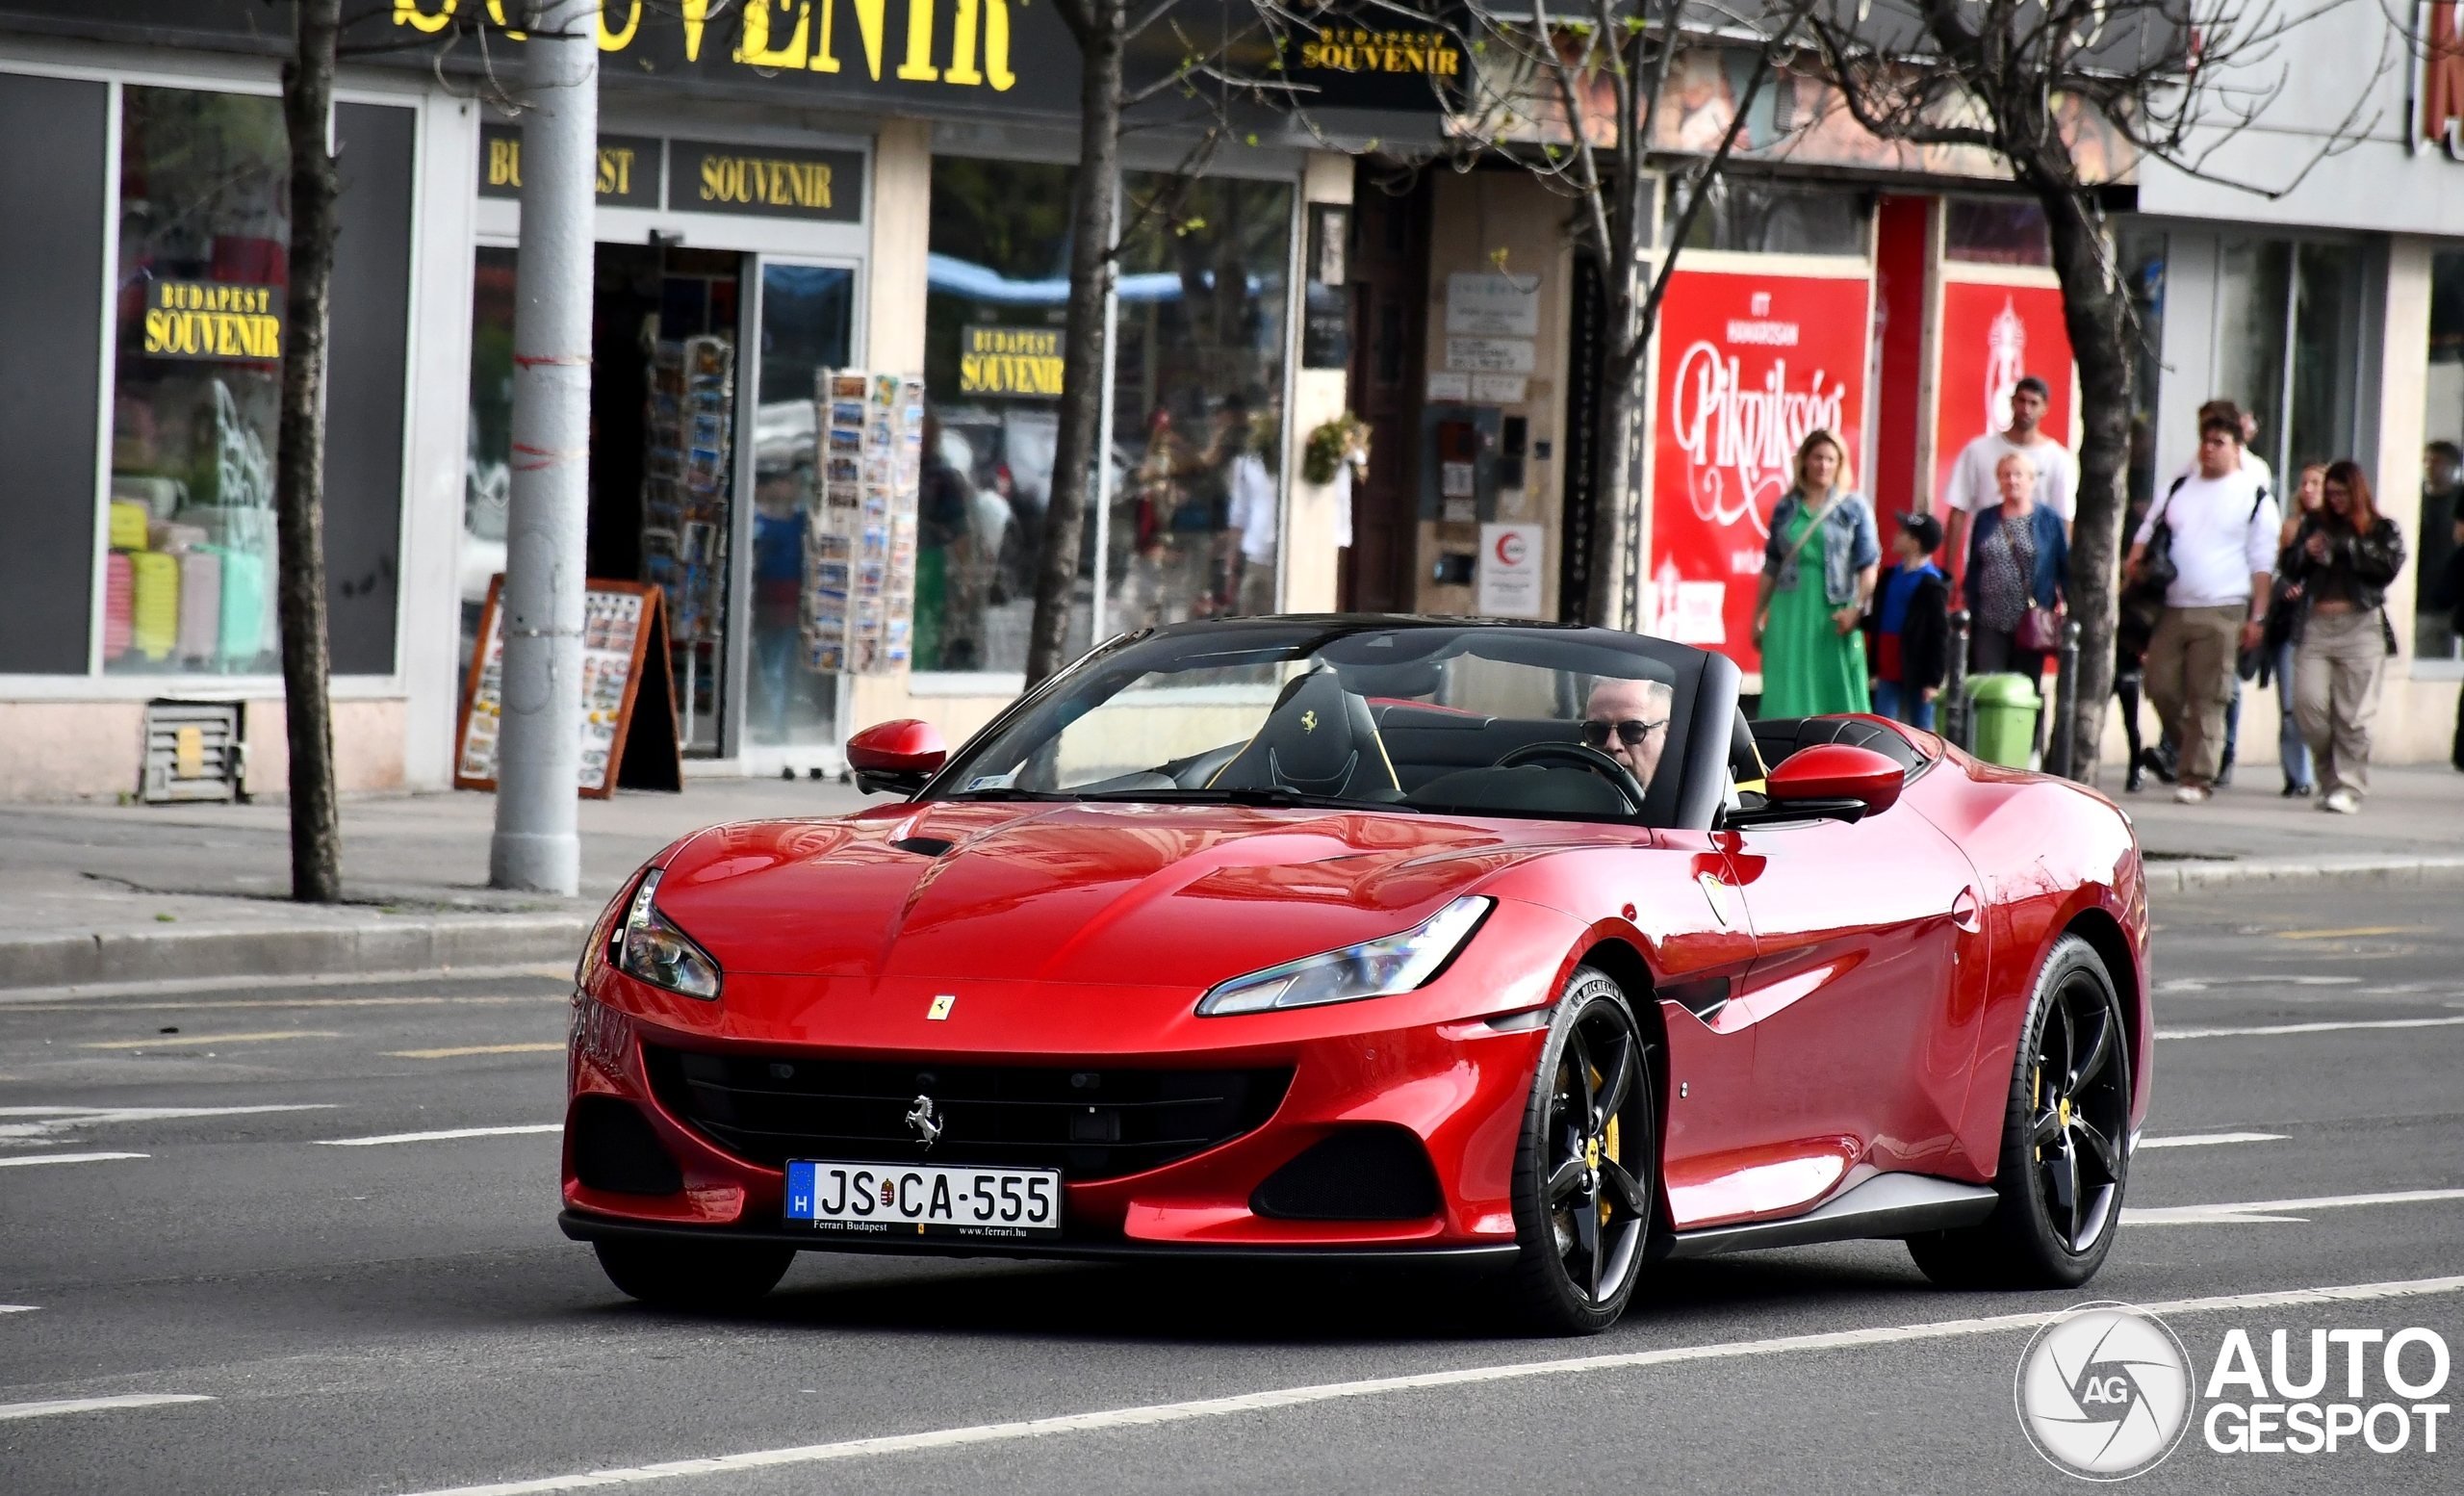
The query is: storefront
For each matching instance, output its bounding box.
[0,4,1347,795]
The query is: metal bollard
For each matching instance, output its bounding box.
[1943,608,1972,749]
[2048,618,2082,781]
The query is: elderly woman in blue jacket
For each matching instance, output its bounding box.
[1964,450,2069,679]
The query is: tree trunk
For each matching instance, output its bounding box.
[1024,5,1123,688]
[1583,241,1648,629]
[2036,181,2133,786]
[276,0,343,902]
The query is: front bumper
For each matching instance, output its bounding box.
[563,899,1583,1253]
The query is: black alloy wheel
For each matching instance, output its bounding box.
[1909,934,2130,1289]
[1508,967,1656,1334]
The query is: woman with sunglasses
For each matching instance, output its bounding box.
[1752,429,1879,717]
[2281,459,2406,813]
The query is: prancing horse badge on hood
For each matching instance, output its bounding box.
[927,994,956,1020]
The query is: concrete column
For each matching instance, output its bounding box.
[490,0,598,894]
[1283,151,1354,614]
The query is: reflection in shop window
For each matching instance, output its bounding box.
[2118,229,2167,524]
[461,245,517,705]
[2422,251,2464,661]
[106,87,288,677]
[1110,171,1292,634]
[1945,198,2051,267]
[1666,177,1868,256]
[919,159,1292,676]
[2210,236,2361,490]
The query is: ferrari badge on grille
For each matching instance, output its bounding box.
[905,1094,943,1148]
[927,993,955,1020]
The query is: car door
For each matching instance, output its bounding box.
[1716,789,1987,1214]
[1633,830,1766,1231]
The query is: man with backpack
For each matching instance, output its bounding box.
[2127,412,2281,805]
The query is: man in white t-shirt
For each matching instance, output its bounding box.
[1225,448,1278,616]
[1942,375,2077,584]
[2127,413,2280,804]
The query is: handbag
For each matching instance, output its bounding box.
[2016,604,2064,654]
[2120,477,2185,632]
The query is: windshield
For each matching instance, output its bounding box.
[931,620,1715,827]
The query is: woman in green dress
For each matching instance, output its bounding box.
[1751,429,1880,717]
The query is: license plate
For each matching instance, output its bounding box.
[784,1160,1062,1239]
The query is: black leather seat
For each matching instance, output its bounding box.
[1210,670,1400,799]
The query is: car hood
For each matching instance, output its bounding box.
[649,801,1619,988]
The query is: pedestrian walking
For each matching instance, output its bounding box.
[2264,463,2325,797]
[1941,374,2077,587]
[1864,512,1950,730]
[1963,451,2068,681]
[2281,460,2405,813]
[1753,429,1879,717]
[2127,412,2280,805]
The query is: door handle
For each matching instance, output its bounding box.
[1950,888,1983,933]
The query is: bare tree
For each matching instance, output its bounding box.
[1806,0,2382,781]
[1345,0,1818,627]
[275,0,346,902]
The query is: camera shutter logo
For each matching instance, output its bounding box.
[2015,1303,2196,1480]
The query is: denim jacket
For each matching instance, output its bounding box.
[1764,489,1881,606]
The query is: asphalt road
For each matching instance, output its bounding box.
[3,880,2461,1495]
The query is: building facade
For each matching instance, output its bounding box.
[1,5,2456,800]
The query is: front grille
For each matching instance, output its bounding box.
[643,1045,1291,1181]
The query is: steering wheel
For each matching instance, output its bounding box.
[1494,741,1649,813]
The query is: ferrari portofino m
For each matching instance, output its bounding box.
[561,617,2149,1332]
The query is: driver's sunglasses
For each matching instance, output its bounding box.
[1580,718,1666,750]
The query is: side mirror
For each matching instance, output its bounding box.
[1766,743,1905,814]
[1735,744,1905,826]
[847,719,946,797]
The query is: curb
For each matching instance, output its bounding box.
[0,913,595,993]
[2142,855,2464,893]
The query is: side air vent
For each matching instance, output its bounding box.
[570,1096,683,1196]
[1250,1126,1442,1222]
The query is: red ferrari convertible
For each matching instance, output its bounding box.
[561,617,2148,1332]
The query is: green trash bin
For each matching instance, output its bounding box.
[1965,672,2040,769]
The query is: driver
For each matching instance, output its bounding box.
[1581,677,1674,788]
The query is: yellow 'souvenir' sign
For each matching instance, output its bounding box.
[141,280,283,362]
[960,325,1063,397]
[1298,31,1462,77]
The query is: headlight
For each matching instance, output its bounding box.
[611,867,722,1000]
[1195,896,1492,1017]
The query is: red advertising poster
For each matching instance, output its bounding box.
[1930,280,2075,504]
[1647,269,1872,675]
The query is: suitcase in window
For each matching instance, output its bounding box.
[218,548,267,664]
[176,549,222,664]
[130,551,179,661]
[104,552,133,659]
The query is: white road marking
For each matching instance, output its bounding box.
[315,1123,562,1148]
[394,1276,2464,1496]
[0,1394,213,1421]
[385,1044,565,1059]
[2156,1015,2464,1039]
[0,961,569,1004]
[2125,1187,2464,1225]
[0,1103,333,1142]
[2157,976,2356,992]
[0,1304,38,1313]
[0,1152,147,1169]
[2135,1131,2284,1148]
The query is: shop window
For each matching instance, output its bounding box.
[1667,178,1868,257]
[105,86,289,677]
[1945,199,2051,267]
[460,245,517,705]
[103,87,411,681]
[920,160,1292,676]
[2420,250,2464,661]
[2211,236,2362,490]
[0,71,108,675]
[1110,171,1293,636]
[746,261,855,750]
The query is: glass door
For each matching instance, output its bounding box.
[741,257,857,765]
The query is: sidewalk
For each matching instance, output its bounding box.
[2112,762,2464,891]
[3,763,2459,993]
[0,778,868,993]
